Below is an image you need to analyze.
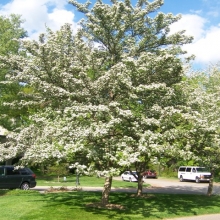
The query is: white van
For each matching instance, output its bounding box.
[178,166,211,183]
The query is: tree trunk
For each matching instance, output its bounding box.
[137,175,143,196]
[207,173,214,196]
[101,176,112,205]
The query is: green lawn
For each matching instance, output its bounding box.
[36,175,150,188]
[1,190,220,220]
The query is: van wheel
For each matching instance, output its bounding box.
[179,176,184,182]
[129,177,132,182]
[20,182,30,190]
[195,177,200,183]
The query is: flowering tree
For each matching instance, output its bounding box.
[68,0,194,199]
[0,0,194,205]
[183,64,220,196]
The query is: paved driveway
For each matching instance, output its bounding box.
[112,176,220,195]
[166,213,220,220]
[141,178,220,195]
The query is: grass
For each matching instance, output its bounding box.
[36,175,151,188]
[1,190,220,220]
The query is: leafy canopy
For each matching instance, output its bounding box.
[0,14,28,131]
[0,0,195,178]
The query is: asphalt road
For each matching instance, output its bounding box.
[141,177,220,195]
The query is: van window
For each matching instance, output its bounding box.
[186,167,191,172]
[20,169,29,175]
[179,167,186,172]
[6,168,20,175]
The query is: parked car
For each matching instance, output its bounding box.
[0,165,37,190]
[178,166,211,183]
[121,171,138,182]
[142,170,157,179]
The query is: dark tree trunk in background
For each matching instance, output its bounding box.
[207,170,214,196]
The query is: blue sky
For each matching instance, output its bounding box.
[0,0,220,70]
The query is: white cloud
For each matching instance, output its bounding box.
[170,14,207,41]
[48,9,75,28]
[184,26,220,65]
[170,14,220,67]
[0,0,77,39]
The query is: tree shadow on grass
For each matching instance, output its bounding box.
[89,193,220,219]
[38,191,220,220]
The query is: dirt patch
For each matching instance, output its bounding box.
[45,186,82,193]
[130,193,156,198]
[86,202,125,210]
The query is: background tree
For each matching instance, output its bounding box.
[183,64,220,195]
[0,14,28,132]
